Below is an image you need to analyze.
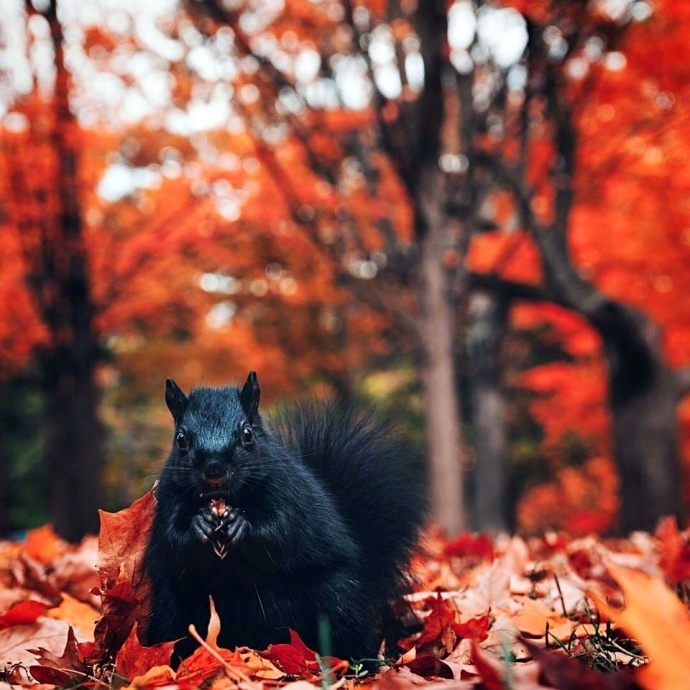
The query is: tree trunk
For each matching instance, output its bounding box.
[527,215,684,532]
[595,302,683,532]
[469,268,685,532]
[43,351,103,541]
[40,0,104,541]
[416,170,467,537]
[467,291,508,533]
[612,371,681,533]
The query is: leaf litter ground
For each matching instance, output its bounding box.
[1,490,690,690]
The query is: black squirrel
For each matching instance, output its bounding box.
[143,371,427,662]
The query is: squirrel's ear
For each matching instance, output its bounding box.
[165,378,188,422]
[239,371,260,422]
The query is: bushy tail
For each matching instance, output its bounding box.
[269,400,427,600]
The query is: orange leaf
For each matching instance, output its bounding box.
[176,645,250,689]
[23,525,66,563]
[595,563,690,690]
[126,664,177,689]
[46,593,98,640]
[509,598,570,638]
[115,623,175,681]
[90,488,156,663]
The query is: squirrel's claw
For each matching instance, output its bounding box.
[212,541,229,560]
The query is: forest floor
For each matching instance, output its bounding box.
[1,489,689,690]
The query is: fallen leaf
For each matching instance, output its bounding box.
[176,646,248,690]
[440,638,476,680]
[400,594,458,653]
[115,623,175,681]
[402,655,453,679]
[463,562,514,613]
[125,664,177,689]
[237,647,285,680]
[527,641,642,689]
[22,526,66,564]
[594,563,690,690]
[444,533,494,562]
[172,596,284,689]
[510,598,571,638]
[29,626,91,686]
[49,537,100,605]
[89,580,139,665]
[0,619,71,666]
[470,641,504,690]
[262,629,347,679]
[455,613,490,642]
[45,593,97,640]
[479,614,521,658]
[400,594,488,654]
[0,600,53,630]
[89,488,156,663]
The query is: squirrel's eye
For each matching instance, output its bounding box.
[176,430,189,452]
[240,423,254,447]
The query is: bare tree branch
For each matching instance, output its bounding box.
[467,271,560,306]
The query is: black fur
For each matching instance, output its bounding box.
[143,372,427,662]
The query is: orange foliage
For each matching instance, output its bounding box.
[519,457,619,535]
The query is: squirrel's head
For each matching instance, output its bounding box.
[163,371,266,504]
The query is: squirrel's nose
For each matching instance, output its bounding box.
[203,462,227,484]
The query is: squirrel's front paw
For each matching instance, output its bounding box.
[194,500,249,558]
[191,505,221,544]
[224,511,250,545]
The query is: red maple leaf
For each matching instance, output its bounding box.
[115,622,175,681]
[261,629,347,679]
[399,594,489,655]
[0,599,55,630]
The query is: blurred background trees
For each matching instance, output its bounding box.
[1,0,689,540]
